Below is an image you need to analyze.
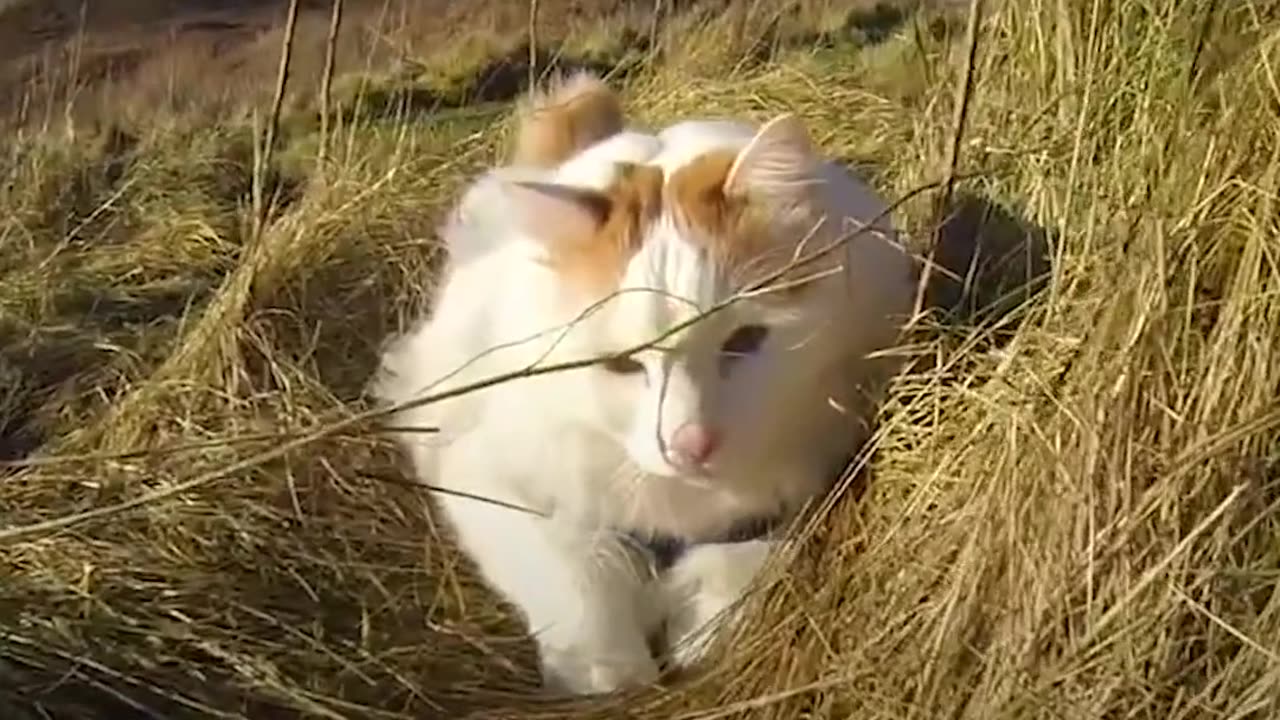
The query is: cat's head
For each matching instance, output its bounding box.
[500,114,879,480]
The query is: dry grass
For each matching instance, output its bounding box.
[3,0,1280,718]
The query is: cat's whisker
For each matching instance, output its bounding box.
[784,328,824,353]
[622,471,655,527]
[600,460,649,525]
[680,478,714,493]
[730,245,794,291]
[588,527,643,582]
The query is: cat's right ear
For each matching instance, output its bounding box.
[504,180,612,250]
[724,113,821,203]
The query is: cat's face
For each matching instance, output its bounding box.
[584,230,791,478]
[502,115,837,480]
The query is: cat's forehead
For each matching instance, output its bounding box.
[612,229,726,337]
[662,150,782,277]
[551,149,783,303]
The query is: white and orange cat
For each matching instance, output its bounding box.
[372,73,916,695]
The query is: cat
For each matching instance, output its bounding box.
[371,72,917,695]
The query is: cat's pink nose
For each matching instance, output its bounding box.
[669,422,720,467]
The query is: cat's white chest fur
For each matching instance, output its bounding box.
[372,75,914,696]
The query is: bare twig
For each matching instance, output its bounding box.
[358,471,546,516]
[528,0,541,96]
[0,175,973,544]
[0,430,393,469]
[940,0,985,209]
[319,0,346,163]
[62,1,89,134]
[912,0,986,320]
[648,0,667,64]
[252,0,303,237]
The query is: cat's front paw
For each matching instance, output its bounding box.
[539,643,659,696]
[663,590,729,669]
[660,540,772,670]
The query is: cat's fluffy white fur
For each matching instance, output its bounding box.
[372,77,915,695]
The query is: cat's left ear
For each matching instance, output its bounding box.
[504,179,612,250]
[724,114,822,202]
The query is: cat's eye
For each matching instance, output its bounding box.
[601,354,645,375]
[721,324,770,359]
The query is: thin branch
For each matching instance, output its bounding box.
[528,0,541,96]
[912,0,986,320]
[647,0,667,64]
[253,0,303,238]
[940,0,985,212]
[358,471,546,517]
[0,429,401,469]
[61,1,89,133]
[0,175,974,544]
[319,0,345,163]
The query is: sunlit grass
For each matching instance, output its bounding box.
[1,1,1277,718]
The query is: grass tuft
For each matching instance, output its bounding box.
[2,0,1279,718]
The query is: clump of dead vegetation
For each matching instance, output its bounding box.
[2,1,1278,719]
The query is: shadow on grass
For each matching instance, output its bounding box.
[923,190,1055,336]
[337,0,937,123]
[0,125,308,465]
[334,45,639,124]
[0,462,546,717]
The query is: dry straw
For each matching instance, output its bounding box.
[2,0,1278,718]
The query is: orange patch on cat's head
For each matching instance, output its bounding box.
[665,143,825,296]
[514,114,826,303]
[665,150,778,275]
[539,162,665,297]
[512,73,625,168]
